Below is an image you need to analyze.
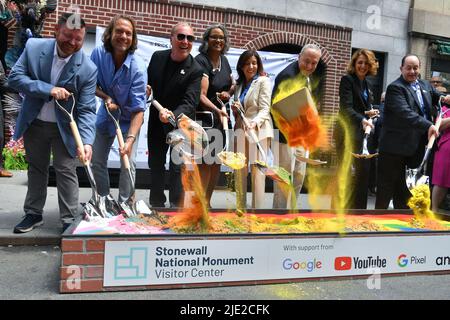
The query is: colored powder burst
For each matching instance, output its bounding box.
[271,74,326,151]
[407,184,435,220]
[266,285,309,299]
[217,151,247,216]
[168,157,210,232]
[272,107,326,150]
[301,115,355,234]
[332,116,355,212]
[176,114,207,154]
[217,151,246,170]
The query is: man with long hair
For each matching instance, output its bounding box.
[90,15,147,203]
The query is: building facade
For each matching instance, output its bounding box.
[38,0,361,145]
[409,0,450,91]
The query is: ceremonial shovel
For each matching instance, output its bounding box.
[351,117,379,159]
[271,87,327,165]
[406,97,449,189]
[105,105,151,217]
[232,101,291,185]
[55,95,110,219]
[216,95,231,154]
[150,99,209,160]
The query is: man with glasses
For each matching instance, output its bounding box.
[430,75,444,89]
[8,13,97,233]
[146,22,203,208]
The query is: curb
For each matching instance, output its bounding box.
[0,236,61,246]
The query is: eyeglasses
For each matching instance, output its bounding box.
[431,81,443,84]
[209,36,225,42]
[176,33,195,42]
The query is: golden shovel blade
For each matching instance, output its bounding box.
[351,152,379,159]
[295,155,327,165]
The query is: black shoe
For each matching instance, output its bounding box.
[62,223,72,234]
[13,214,43,233]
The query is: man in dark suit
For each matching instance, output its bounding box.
[147,22,203,208]
[271,44,322,209]
[375,54,450,209]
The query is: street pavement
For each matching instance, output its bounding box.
[2,170,450,300]
[2,245,450,300]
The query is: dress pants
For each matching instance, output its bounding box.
[234,129,270,209]
[91,129,139,202]
[375,152,411,209]
[349,157,371,209]
[148,127,183,207]
[272,142,307,209]
[23,120,79,223]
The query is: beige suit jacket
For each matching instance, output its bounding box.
[234,75,274,141]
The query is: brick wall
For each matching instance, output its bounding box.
[36,0,351,144]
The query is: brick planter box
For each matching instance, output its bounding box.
[60,210,450,293]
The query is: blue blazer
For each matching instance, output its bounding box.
[8,38,98,158]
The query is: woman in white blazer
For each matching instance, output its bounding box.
[232,50,274,209]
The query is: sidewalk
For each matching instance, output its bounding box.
[1,170,377,246]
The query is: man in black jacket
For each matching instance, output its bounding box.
[271,44,322,209]
[147,22,203,208]
[375,54,450,209]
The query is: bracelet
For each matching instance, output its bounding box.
[126,134,136,142]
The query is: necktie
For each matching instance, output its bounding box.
[411,81,428,119]
[306,76,311,92]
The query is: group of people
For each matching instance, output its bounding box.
[6,12,450,234]
[337,49,450,211]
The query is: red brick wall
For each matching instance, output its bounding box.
[36,0,351,145]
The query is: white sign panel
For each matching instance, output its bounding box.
[104,235,450,287]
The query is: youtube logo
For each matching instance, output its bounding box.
[335,256,352,270]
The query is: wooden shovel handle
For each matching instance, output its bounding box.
[116,127,131,170]
[364,118,373,135]
[151,99,164,112]
[151,99,177,127]
[221,107,228,129]
[69,120,88,166]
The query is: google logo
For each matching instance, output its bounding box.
[397,254,408,267]
[282,258,322,272]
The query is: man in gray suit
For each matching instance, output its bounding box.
[8,13,97,233]
[375,54,450,209]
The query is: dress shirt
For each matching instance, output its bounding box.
[90,46,147,136]
[37,45,72,122]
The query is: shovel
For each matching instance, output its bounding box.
[150,99,209,159]
[406,98,449,189]
[216,96,231,153]
[295,149,328,165]
[104,104,147,217]
[55,95,109,219]
[351,117,379,159]
[232,101,291,185]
